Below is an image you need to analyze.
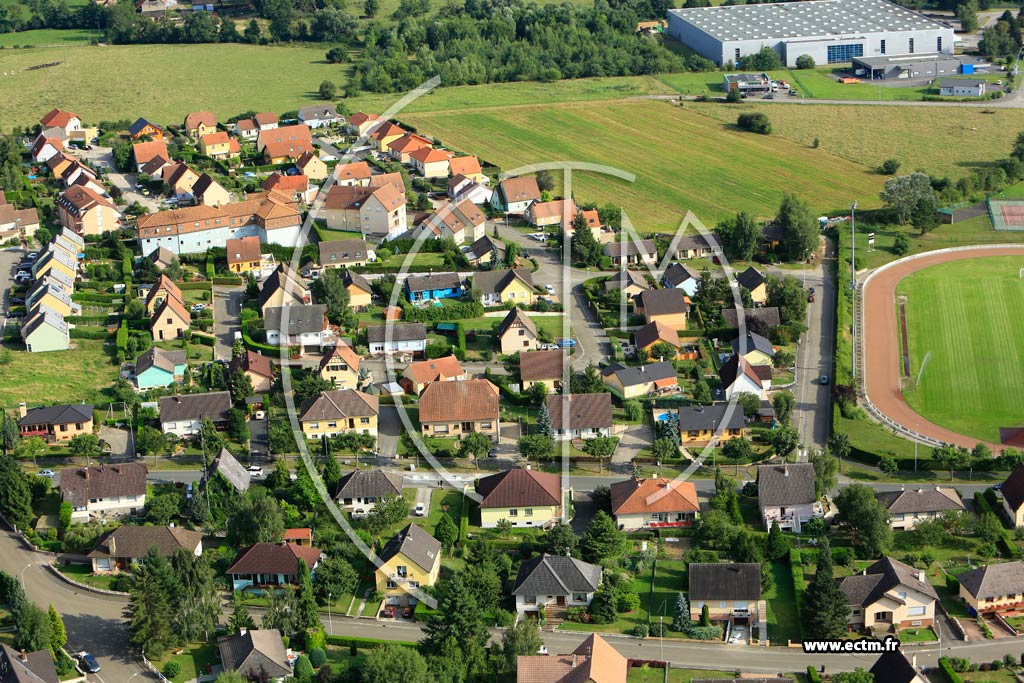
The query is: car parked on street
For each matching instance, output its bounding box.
[38,469,55,478]
[77,653,100,673]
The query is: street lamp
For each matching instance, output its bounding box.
[328,592,333,636]
[20,562,32,588]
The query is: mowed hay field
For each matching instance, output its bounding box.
[898,256,1024,442]
[403,100,884,231]
[688,101,1024,180]
[0,43,347,127]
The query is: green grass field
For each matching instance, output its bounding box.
[0,339,117,408]
[0,42,347,127]
[403,100,883,230]
[0,28,93,47]
[898,256,1024,442]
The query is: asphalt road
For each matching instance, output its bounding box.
[74,146,161,213]
[213,285,244,361]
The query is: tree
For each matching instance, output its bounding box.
[15,436,47,469]
[312,269,357,329]
[518,434,555,461]
[228,594,256,633]
[801,540,851,638]
[834,484,892,557]
[364,0,379,15]
[0,411,19,454]
[535,170,555,192]
[326,47,346,63]
[14,602,51,653]
[739,45,782,70]
[500,619,543,674]
[47,605,67,657]
[125,550,177,657]
[171,549,220,644]
[766,274,808,324]
[624,400,643,421]
[546,521,578,557]
[294,655,315,683]
[321,453,342,494]
[458,432,492,462]
[716,211,761,261]
[795,54,815,69]
[932,443,971,480]
[766,521,789,560]
[365,495,409,534]
[434,514,458,550]
[136,426,167,457]
[318,80,337,101]
[911,195,939,235]
[67,433,102,460]
[772,391,795,425]
[294,558,319,629]
[269,421,297,456]
[580,511,627,563]
[0,455,34,530]
[880,172,935,224]
[243,18,262,42]
[311,555,357,605]
[700,603,711,626]
[737,392,762,417]
[721,437,752,463]
[363,643,431,683]
[776,193,818,262]
[827,432,850,461]
[881,158,902,175]
[582,436,616,463]
[771,425,800,457]
[892,232,912,256]
[571,212,602,266]
[737,112,771,135]
[691,379,712,405]
[146,492,182,525]
[262,586,298,635]
[229,369,254,405]
[421,574,490,655]
[957,0,979,32]
[495,518,513,539]
[810,450,839,499]
[975,511,1004,543]
[652,436,679,462]
[227,489,285,546]
[878,455,898,475]
[226,408,248,442]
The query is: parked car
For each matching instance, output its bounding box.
[544,284,555,293]
[24,252,37,259]
[37,469,55,478]
[191,303,206,314]
[556,338,577,348]
[77,653,100,674]
[246,465,263,477]
[382,606,395,618]
[819,375,829,385]
[254,411,266,420]
[402,606,413,619]
[9,297,24,306]
[414,503,426,516]
[529,232,546,242]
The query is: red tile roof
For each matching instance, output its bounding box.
[476,469,561,508]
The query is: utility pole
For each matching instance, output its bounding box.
[850,200,858,384]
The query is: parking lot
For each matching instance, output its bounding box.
[1,246,30,317]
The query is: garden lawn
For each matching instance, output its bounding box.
[764,559,802,644]
[897,256,1024,442]
[57,564,122,591]
[151,642,219,683]
[401,100,883,231]
[0,339,116,407]
[0,43,348,128]
[0,28,93,46]
[632,670,745,683]
[559,560,658,636]
[897,626,936,643]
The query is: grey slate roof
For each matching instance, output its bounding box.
[159,391,232,424]
[637,288,690,317]
[757,463,816,507]
[404,272,462,293]
[379,523,441,573]
[473,268,534,295]
[730,331,774,357]
[663,262,700,288]
[211,447,251,493]
[298,105,341,122]
[342,269,373,294]
[736,266,765,291]
[264,304,327,335]
[468,235,504,261]
[335,469,402,500]
[876,488,965,515]
[838,556,938,609]
[677,403,745,431]
[601,361,676,388]
[869,651,921,683]
[298,389,378,422]
[720,307,782,329]
[688,562,762,601]
[604,239,656,258]
[217,629,290,681]
[319,238,369,265]
[366,322,426,343]
[0,645,58,683]
[604,269,650,293]
[546,393,612,431]
[496,307,537,339]
[939,78,988,88]
[956,561,1024,600]
[60,462,148,508]
[1003,462,1024,512]
[135,347,187,377]
[511,554,601,596]
[18,403,92,428]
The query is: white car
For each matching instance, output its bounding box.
[544,284,555,293]
[254,411,266,420]
[37,469,55,478]
[246,465,263,477]
[414,503,426,516]
[529,232,546,241]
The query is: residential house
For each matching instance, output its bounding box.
[516,635,626,683]
[366,323,427,356]
[546,393,612,441]
[60,462,147,523]
[511,554,601,621]
[386,133,433,163]
[226,542,322,590]
[474,268,535,307]
[46,152,74,180]
[233,118,259,141]
[495,307,538,355]
[956,561,1024,614]
[134,347,187,389]
[633,320,681,359]
[669,233,717,260]
[604,239,657,267]
[60,161,103,195]
[663,262,701,296]
[610,478,700,531]
[57,185,118,235]
[377,524,442,606]
[25,282,73,317]
[731,331,775,366]
[604,269,650,297]
[298,104,342,128]
[335,470,403,514]
[368,172,406,194]
[262,172,313,204]
[525,198,576,229]
[132,140,169,172]
[226,236,262,274]
[128,118,164,140]
[869,652,927,683]
[519,349,566,394]
[601,361,678,399]
[1001,462,1024,528]
[410,147,452,178]
[254,112,278,130]
[30,270,73,297]
[29,135,62,163]
[158,391,231,438]
[838,557,938,630]
[318,342,363,389]
[147,246,177,273]
[401,355,465,395]
[257,125,314,164]
[490,177,541,214]
[0,193,40,241]
[476,469,567,529]
[217,630,291,683]
[87,525,202,573]
[636,288,689,331]
[229,350,275,393]
[258,264,309,314]
[199,132,241,160]
[346,112,381,137]
[403,272,463,303]
[342,270,373,310]
[467,235,505,266]
[17,402,93,443]
[688,563,764,626]
[136,192,302,255]
[184,111,217,140]
[298,389,379,439]
[563,208,609,243]
[718,354,771,400]
[678,403,746,447]
[417,200,486,245]
[0,644,59,683]
[757,463,823,532]
[31,248,77,281]
[283,528,312,546]
[150,295,191,341]
[939,78,987,97]
[370,122,406,153]
[40,108,82,137]
[736,267,767,304]
[720,306,782,330]
[193,173,232,208]
[264,304,331,352]
[53,231,83,260]
[295,152,328,182]
[332,161,373,187]
[419,379,499,441]
[876,488,965,531]
[20,306,69,353]
[448,174,492,205]
[209,447,250,493]
[448,156,485,183]
[322,184,407,242]
[145,274,183,314]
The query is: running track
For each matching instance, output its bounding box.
[862,245,1024,450]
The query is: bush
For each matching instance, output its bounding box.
[939,658,964,683]
[306,628,326,651]
[737,112,771,135]
[892,232,912,256]
[808,667,822,683]
[308,647,326,668]
[795,54,815,69]
[163,662,181,679]
[616,590,641,613]
[687,625,723,640]
[565,606,588,623]
[632,623,649,638]
[881,159,902,175]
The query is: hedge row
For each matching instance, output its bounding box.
[178,281,213,291]
[213,276,244,285]
[789,548,805,640]
[351,264,455,275]
[116,321,128,354]
[324,636,417,650]
[72,293,122,304]
[241,320,284,355]
[192,333,216,347]
[938,658,963,683]
[402,301,483,323]
[974,491,1017,558]
[807,667,822,683]
[70,327,111,340]
[66,315,119,325]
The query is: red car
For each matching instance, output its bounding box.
[382,606,395,618]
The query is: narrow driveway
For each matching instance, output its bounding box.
[213,285,244,361]
[248,414,268,457]
[75,146,160,212]
[377,405,401,457]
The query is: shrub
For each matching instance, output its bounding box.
[308,647,326,668]
[881,159,902,175]
[163,662,181,679]
[939,657,964,683]
[616,590,641,613]
[892,232,912,256]
[737,112,771,135]
[632,623,649,638]
[795,54,815,69]
[808,666,822,683]
[565,607,589,623]
[687,625,723,640]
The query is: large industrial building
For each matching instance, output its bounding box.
[666,0,955,68]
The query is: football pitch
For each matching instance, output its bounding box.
[897,256,1024,443]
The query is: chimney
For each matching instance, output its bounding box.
[20,650,27,663]
[917,570,926,583]
[239,628,247,636]
[109,535,116,556]
[84,468,90,480]
[571,654,577,669]
[783,466,789,477]
[912,654,918,670]
[18,403,26,419]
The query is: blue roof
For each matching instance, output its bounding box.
[436,323,458,331]
[128,117,157,137]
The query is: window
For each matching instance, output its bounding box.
[309,422,319,429]
[387,580,397,589]
[572,593,588,602]
[524,509,533,516]
[880,39,886,54]
[826,43,864,64]
[719,601,727,608]
[937,36,942,52]
[907,606,926,616]
[524,595,537,605]
[909,38,914,53]
[734,48,740,62]
[60,424,67,432]
[433,425,449,434]
[481,422,492,430]
[396,566,408,577]
[327,421,337,429]
[508,509,518,517]
[360,417,370,424]
[408,581,420,589]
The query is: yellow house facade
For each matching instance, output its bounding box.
[475,469,567,529]
[298,389,379,439]
[375,524,442,607]
[678,405,746,447]
[957,561,1024,614]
